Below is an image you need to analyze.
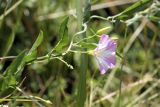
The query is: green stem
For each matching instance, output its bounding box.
[118,27,128,107]
[76,0,89,107]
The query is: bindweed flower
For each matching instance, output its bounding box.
[94,34,117,74]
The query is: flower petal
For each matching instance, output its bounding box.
[99,34,109,45]
[94,34,117,74]
[103,55,116,68]
[96,57,109,74]
[100,64,107,74]
[106,40,117,52]
[97,35,117,53]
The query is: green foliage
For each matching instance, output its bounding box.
[79,42,96,50]
[0,50,26,92]
[148,16,160,23]
[116,0,153,20]
[1,30,15,56]
[0,0,159,106]
[25,31,44,63]
[53,17,69,53]
[28,31,44,54]
[83,0,91,22]
[77,0,91,107]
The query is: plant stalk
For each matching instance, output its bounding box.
[76,0,89,107]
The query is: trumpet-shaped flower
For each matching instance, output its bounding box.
[94,34,117,74]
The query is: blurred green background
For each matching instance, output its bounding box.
[0,0,160,107]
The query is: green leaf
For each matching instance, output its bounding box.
[53,17,69,53]
[0,32,15,71]
[83,0,91,22]
[25,50,37,63]
[1,22,19,56]
[148,16,160,22]
[1,32,15,56]
[0,24,17,71]
[4,50,26,76]
[116,0,153,20]
[79,42,96,50]
[29,31,44,53]
[0,50,26,91]
[25,31,44,63]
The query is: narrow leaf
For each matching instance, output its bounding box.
[2,32,15,56]
[29,30,44,54]
[0,50,26,91]
[83,0,91,22]
[25,31,44,63]
[4,50,26,76]
[148,16,160,22]
[1,22,19,56]
[77,1,90,107]
[79,42,96,50]
[53,17,69,53]
[116,0,153,20]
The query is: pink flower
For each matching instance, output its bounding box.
[94,34,117,74]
